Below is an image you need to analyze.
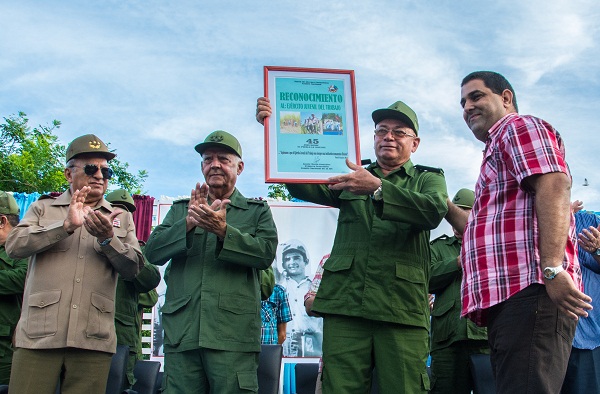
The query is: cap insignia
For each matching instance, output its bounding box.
[89,140,101,149]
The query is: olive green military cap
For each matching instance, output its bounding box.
[194,130,242,158]
[452,188,475,209]
[106,189,136,212]
[66,134,116,163]
[372,101,419,135]
[0,191,19,215]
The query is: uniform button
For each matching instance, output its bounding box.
[72,304,77,309]
[79,256,84,259]
[101,307,106,312]
[40,301,45,306]
[56,235,61,240]
[82,235,87,239]
[228,234,233,238]
[76,278,81,283]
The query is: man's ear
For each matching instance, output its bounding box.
[501,89,514,110]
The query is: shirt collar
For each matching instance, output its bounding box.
[368,159,415,178]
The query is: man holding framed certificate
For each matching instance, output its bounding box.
[257,97,448,393]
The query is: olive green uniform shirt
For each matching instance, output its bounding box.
[429,235,487,351]
[144,188,278,353]
[287,160,448,328]
[0,245,27,384]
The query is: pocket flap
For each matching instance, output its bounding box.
[29,289,61,309]
[395,263,425,284]
[323,255,354,273]
[338,191,368,201]
[161,294,191,315]
[236,371,259,391]
[219,294,257,315]
[431,298,455,317]
[90,292,114,313]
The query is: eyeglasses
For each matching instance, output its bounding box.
[374,128,417,139]
[71,164,114,180]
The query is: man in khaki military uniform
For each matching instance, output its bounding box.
[429,189,488,394]
[6,134,144,394]
[0,192,27,385]
[106,189,161,389]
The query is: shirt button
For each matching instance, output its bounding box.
[72,305,78,309]
[76,278,81,283]
[79,256,84,259]
[40,301,45,306]
[56,235,61,240]
[82,235,87,239]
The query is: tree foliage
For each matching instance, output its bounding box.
[267,183,292,201]
[0,112,147,194]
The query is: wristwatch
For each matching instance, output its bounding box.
[594,248,600,256]
[543,265,564,280]
[371,181,383,201]
[98,237,112,247]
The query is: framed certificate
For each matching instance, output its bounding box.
[263,66,361,183]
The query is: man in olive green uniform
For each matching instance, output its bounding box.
[106,189,161,389]
[0,192,27,385]
[6,134,144,394]
[144,130,277,394]
[429,189,488,394]
[257,99,448,393]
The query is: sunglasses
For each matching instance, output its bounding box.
[72,164,114,180]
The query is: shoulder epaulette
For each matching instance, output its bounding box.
[415,164,444,174]
[173,198,190,204]
[430,234,450,245]
[248,197,267,205]
[38,194,56,200]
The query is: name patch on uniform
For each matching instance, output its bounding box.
[112,218,121,228]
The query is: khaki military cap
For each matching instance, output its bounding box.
[66,134,116,163]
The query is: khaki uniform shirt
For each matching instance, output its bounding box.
[5,191,144,353]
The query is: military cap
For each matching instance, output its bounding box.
[452,188,475,209]
[194,130,242,158]
[372,100,419,135]
[66,134,116,163]
[282,239,309,262]
[0,191,19,215]
[106,189,136,212]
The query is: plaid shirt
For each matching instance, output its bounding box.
[261,284,292,344]
[461,113,581,326]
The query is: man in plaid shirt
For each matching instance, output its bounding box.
[445,71,592,393]
[261,284,293,345]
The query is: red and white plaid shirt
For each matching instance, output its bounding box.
[461,113,581,326]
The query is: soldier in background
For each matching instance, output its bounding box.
[429,189,488,394]
[106,189,161,389]
[0,192,27,385]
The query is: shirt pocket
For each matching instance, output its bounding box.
[86,292,115,341]
[431,298,456,343]
[217,294,260,343]
[39,220,74,252]
[316,255,354,301]
[337,192,367,224]
[161,294,192,346]
[25,289,61,338]
[393,263,427,314]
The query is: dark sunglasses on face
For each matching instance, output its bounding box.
[73,164,114,179]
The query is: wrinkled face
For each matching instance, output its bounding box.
[65,155,109,203]
[282,252,307,276]
[201,148,243,193]
[460,79,510,142]
[373,118,420,169]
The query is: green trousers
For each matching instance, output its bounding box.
[163,348,259,394]
[429,340,489,394]
[321,315,430,394]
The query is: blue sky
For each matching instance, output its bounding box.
[2,0,600,216]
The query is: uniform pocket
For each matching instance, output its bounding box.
[393,263,427,314]
[86,292,114,340]
[237,370,259,392]
[25,290,61,338]
[217,294,259,343]
[161,294,192,347]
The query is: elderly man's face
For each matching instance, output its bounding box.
[201,148,243,193]
[373,118,420,169]
[283,252,307,276]
[65,155,109,203]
